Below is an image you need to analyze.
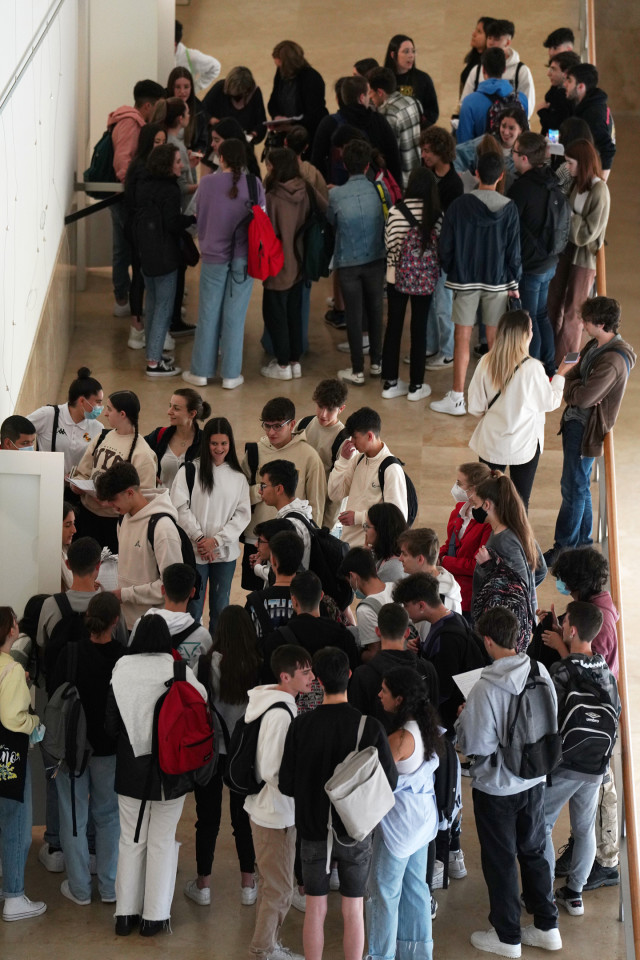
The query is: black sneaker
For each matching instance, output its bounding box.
[583,860,620,890]
[140,919,168,937]
[115,915,140,937]
[325,309,346,329]
[170,319,196,337]
[431,895,437,920]
[473,342,489,358]
[555,837,574,877]
[555,885,584,916]
[145,359,182,379]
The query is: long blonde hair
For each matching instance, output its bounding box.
[485,310,531,392]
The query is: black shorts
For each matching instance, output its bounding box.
[301,834,373,898]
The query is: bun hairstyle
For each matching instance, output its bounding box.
[109,390,140,461]
[68,367,103,405]
[173,388,211,422]
[85,591,120,637]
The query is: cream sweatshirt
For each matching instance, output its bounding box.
[241,433,327,544]
[76,429,158,518]
[171,460,251,562]
[0,653,39,735]
[328,442,408,547]
[117,489,184,629]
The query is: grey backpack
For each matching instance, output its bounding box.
[495,660,562,779]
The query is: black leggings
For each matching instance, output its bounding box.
[193,755,255,876]
[479,443,541,512]
[382,284,432,387]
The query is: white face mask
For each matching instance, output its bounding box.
[451,482,468,502]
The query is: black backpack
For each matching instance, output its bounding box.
[223,701,293,796]
[482,89,524,136]
[541,180,571,257]
[357,455,418,527]
[296,417,350,469]
[83,127,119,198]
[557,659,619,776]
[433,735,462,888]
[286,511,354,610]
[146,513,202,600]
[244,442,260,486]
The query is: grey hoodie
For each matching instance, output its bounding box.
[455,652,557,795]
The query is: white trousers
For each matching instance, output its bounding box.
[115,793,185,921]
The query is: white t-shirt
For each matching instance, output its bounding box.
[28,402,103,473]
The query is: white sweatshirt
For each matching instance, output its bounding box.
[460,48,535,119]
[129,608,212,669]
[243,685,297,829]
[170,460,251,563]
[328,442,408,547]
[277,498,313,569]
[468,356,564,465]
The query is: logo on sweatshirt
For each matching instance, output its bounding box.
[134,540,141,549]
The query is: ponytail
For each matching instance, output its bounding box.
[85,592,120,637]
[219,139,246,199]
[476,473,537,568]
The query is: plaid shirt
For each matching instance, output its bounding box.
[378,92,421,187]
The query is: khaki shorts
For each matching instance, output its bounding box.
[451,289,509,328]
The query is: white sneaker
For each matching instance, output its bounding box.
[425,352,454,369]
[449,849,467,879]
[407,384,432,401]
[338,368,365,386]
[184,878,211,906]
[182,371,207,387]
[261,360,292,380]
[337,341,369,354]
[431,859,444,890]
[60,879,91,906]
[267,942,304,960]
[113,301,130,318]
[38,844,64,873]
[164,333,175,351]
[430,391,467,416]
[127,327,145,350]
[470,928,521,958]
[329,866,340,891]
[290,888,306,912]
[3,894,47,922]
[222,375,244,389]
[381,380,409,399]
[520,925,562,951]
[241,877,258,905]
[291,362,302,379]
[370,363,382,376]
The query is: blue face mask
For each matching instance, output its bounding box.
[85,404,104,420]
[555,578,571,596]
[355,588,366,600]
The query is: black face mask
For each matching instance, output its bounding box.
[472,505,488,524]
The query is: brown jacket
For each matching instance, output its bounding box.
[567,179,610,270]
[562,336,636,457]
[263,178,327,290]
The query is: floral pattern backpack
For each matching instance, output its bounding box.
[394,201,440,297]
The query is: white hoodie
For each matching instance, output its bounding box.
[129,608,212,669]
[117,489,184,629]
[243,685,297,829]
[277,498,313,569]
[170,460,251,562]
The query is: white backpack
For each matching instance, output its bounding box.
[324,715,395,870]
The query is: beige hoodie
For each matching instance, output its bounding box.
[76,429,158,518]
[241,433,327,543]
[117,489,183,628]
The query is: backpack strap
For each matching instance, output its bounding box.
[48,405,60,453]
[330,427,350,466]
[146,513,179,553]
[374,182,389,220]
[93,427,110,455]
[358,596,383,615]
[377,455,405,500]
[296,415,314,433]
[487,357,530,410]
[246,172,259,207]
[171,620,201,650]
[245,442,260,487]
[284,511,318,533]
[473,63,482,92]
[277,624,299,647]
[173,658,187,682]
[53,592,74,620]
[396,200,421,230]
[184,460,197,504]
[513,61,524,92]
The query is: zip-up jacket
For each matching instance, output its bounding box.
[440,192,521,292]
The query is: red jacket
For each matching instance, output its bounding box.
[438,502,492,613]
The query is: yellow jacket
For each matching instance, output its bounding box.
[0,652,39,734]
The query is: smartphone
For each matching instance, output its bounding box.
[548,129,560,144]
[564,352,580,364]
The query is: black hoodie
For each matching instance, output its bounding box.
[349,648,439,732]
[508,166,569,273]
[574,87,616,171]
[311,104,402,186]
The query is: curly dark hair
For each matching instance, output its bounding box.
[419,125,456,164]
[312,378,348,410]
[146,143,179,178]
[383,666,443,760]
[551,547,609,600]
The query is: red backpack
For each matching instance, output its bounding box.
[245,174,284,281]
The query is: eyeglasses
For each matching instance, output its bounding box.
[256,537,269,545]
[261,419,292,431]
[512,150,525,156]
[362,522,372,530]
[258,482,273,492]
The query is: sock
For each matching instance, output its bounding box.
[451,390,464,400]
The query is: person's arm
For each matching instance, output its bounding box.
[438,208,455,276]
[248,88,268,144]
[104,687,121,740]
[505,204,522,286]
[378,115,402,186]
[310,116,334,178]
[187,47,221,92]
[170,469,204,543]
[112,117,142,182]
[303,454,328,526]
[214,476,252,548]
[120,518,183,609]
[570,183,611,248]
[346,666,368,712]
[257,708,292,788]
[588,107,616,172]
[131,446,159,490]
[278,719,297,797]
[467,360,490,417]
[418,72,439,127]
[454,680,498,756]
[517,66,535,120]
[385,207,409,262]
[298,68,328,141]
[563,353,622,408]
[0,662,39,734]
[441,523,491,579]
[456,98,476,144]
[527,366,565,414]
[365,716,398,790]
[327,445,358,502]
[355,604,379,649]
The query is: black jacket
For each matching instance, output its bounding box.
[507,166,567,273]
[144,422,203,480]
[262,613,360,683]
[395,67,439,127]
[537,85,572,135]
[439,193,521,291]
[268,65,328,146]
[134,174,195,277]
[574,87,616,171]
[436,165,464,213]
[349,648,440,732]
[202,80,267,144]
[311,104,402,186]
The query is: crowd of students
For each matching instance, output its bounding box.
[0,15,633,960]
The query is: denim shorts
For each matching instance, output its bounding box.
[301,833,373,897]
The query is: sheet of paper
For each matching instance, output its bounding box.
[97,549,119,592]
[69,476,96,495]
[453,667,485,700]
[264,115,303,127]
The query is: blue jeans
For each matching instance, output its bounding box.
[544,775,600,893]
[189,560,236,632]
[366,830,433,960]
[0,762,32,898]
[553,418,594,550]
[110,201,131,301]
[520,268,556,376]
[56,755,120,902]
[143,271,177,363]
[191,259,253,379]
[426,272,454,358]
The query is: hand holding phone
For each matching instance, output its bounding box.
[564,352,580,363]
[548,129,560,144]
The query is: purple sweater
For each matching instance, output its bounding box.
[196,170,265,264]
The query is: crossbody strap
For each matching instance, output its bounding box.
[487,356,530,410]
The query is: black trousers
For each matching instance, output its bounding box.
[473,784,558,945]
[262,282,304,365]
[193,755,255,876]
[382,284,432,387]
[479,443,541,513]
[74,503,119,553]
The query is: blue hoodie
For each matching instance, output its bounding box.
[458,78,528,144]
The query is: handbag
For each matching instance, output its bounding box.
[0,662,29,802]
[180,231,200,268]
[324,715,395,870]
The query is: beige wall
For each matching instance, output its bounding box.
[595,0,640,113]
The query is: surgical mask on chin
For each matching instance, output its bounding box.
[472,505,488,524]
[85,404,103,420]
[555,578,572,596]
[355,588,366,600]
[451,482,468,502]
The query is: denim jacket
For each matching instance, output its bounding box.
[327,175,386,268]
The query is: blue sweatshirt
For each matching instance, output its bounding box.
[458,78,528,143]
